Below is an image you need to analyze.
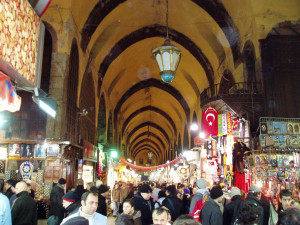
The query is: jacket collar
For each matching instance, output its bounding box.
[16,191,28,197]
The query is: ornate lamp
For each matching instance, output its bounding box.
[152,0,182,83]
[148,151,153,159]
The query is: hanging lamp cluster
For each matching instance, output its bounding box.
[152,0,182,83]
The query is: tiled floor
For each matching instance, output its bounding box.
[108,215,116,225]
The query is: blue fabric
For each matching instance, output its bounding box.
[113,202,120,216]
[0,193,12,225]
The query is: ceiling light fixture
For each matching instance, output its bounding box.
[152,0,182,83]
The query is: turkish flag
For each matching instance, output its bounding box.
[202,108,219,136]
[0,71,21,112]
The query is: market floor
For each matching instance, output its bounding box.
[108,215,117,225]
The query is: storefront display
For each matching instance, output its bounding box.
[247,117,300,200]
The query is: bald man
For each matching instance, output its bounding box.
[11,181,37,225]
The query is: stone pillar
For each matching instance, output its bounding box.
[46,52,69,139]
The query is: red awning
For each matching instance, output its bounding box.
[0,71,21,112]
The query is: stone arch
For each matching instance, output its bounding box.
[260,21,300,117]
[107,111,113,144]
[42,21,58,53]
[219,69,235,94]
[97,94,106,143]
[190,111,198,148]
[178,133,182,154]
[65,39,79,144]
[79,72,96,144]
[243,40,256,83]
[183,125,189,150]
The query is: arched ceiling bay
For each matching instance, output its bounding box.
[66,0,245,163]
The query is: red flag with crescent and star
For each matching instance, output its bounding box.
[202,108,219,136]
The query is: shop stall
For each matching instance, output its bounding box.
[81,141,98,188]
[249,117,300,201]
[199,108,252,192]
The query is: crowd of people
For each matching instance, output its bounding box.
[1,178,300,225]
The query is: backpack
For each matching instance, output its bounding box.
[189,199,207,222]
[232,200,243,224]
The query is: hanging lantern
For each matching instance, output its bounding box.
[152,39,182,83]
[152,0,182,83]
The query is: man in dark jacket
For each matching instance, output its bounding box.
[4,179,16,199]
[11,181,37,225]
[133,184,154,225]
[49,178,66,224]
[162,185,182,222]
[62,191,81,217]
[240,185,264,225]
[201,186,223,225]
[223,187,243,225]
[97,184,110,216]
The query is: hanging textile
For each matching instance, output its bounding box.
[120,156,182,171]
[0,71,21,112]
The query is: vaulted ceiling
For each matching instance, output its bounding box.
[43,0,300,164]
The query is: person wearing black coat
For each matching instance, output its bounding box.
[75,179,86,200]
[239,186,264,225]
[260,193,271,225]
[4,179,17,199]
[49,178,66,225]
[96,184,110,216]
[223,187,243,225]
[11,181,37,225]
[162,185,182,222]
[133,184,154,225]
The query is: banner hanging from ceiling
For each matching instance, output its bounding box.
[120,156,182,171]
[0,71,21,112]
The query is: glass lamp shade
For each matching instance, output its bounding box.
[152,39,182,83]
[148,151,153,159]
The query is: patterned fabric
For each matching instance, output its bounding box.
[44,183,53,199]
[4,171,11,181]
[10,170,17,180]
[37,169,44,184]
[36,184,44,198]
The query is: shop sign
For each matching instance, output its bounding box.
[20,161,34,180]
[83,141,97,161]
[202,108,219,136]
[0,0,45,89]
[83,141,94,159]
[194,136,205,146]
